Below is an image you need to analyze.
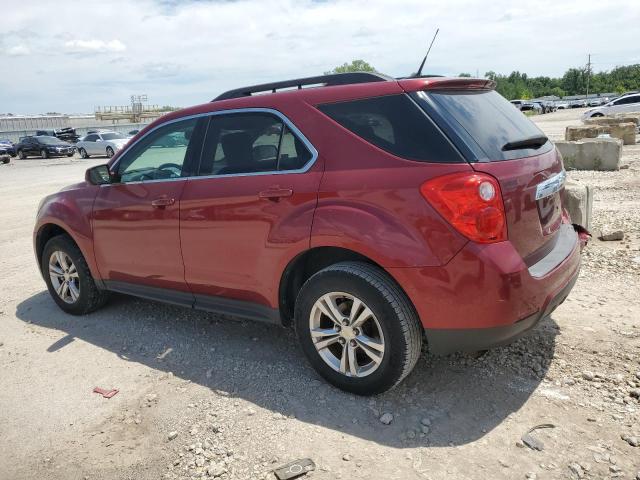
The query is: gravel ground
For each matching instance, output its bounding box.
[0,109,639,480]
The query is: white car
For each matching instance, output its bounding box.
[555,101,570,110]
[76,131,131,159]
[582,92,640,120]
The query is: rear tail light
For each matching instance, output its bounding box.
[420,172,507,244]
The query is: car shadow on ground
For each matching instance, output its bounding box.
[15,290,558,449]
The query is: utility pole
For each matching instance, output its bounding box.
[585,54,591,99]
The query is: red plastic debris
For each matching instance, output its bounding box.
[93,387,119,398]
[573,224,591,250]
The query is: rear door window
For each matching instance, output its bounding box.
[417,90,553,161]
[317,94,463,163]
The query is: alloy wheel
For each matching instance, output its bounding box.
[309,292,385,378]
[48,250,80,304]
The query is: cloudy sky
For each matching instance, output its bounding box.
[1,0,639,114]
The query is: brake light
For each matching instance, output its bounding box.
[420,172,507,244]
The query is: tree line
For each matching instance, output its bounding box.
[327,60,640,100]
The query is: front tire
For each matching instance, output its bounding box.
[294,261,422,395]
[106,147,114,158]
[18,149,26,159]
[42,235,109,315]
[40,149,48,159]
[79,148,89,159]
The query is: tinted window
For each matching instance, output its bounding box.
[102,132,126,140]
[423,90,552,161]
[198,113,312,176]
[117,118,198,183]
[317,94,462,163]
[617,95,640,105]
[84,134,99,142]
[36,136,63,145]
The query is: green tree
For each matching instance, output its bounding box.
[458,72,472,77]
[325,60,376,75]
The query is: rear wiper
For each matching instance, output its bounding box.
[501,135,548,151]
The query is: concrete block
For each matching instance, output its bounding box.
[562,180,593,230]
[555,138,622,171]
[612,112,640,126]
[565,125,605,141]
[607,122,636,145]
[584,116,637,127]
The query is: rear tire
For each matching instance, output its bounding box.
[40,149,48,159]
[79,148,89,159]
[41,235,109,315]
[294,261,422,395]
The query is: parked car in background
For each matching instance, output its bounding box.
[570,99,587,108]
[15,136,75,159]
[0,139,16,157]
[35,127,80,144]
[128,129,140,136]
[555,101,570,109]
[34,73,583,395]
[582,92,640,120]
[76,131,131,159]
[510,100,540,113]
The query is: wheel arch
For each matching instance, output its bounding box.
[35,223,78,269]
[278,246,413,327]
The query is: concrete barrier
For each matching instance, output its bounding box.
[584,116,637,127]
[607,122,636,145]
[562,180,593,230]
[565,125,606,141]
[555,138,622,171]
[612,113,640,126]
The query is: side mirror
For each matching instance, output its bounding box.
[85,164,113,185]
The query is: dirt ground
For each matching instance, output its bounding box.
[1,108,639,480]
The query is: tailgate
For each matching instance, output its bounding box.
[472,147,565,261]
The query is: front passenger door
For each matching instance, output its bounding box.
[92,117,206,294]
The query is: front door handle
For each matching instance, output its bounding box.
[151,197,175,208]
[258,187,293,201]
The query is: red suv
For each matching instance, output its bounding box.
[34,73,582,395]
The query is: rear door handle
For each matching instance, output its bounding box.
[151,197,175,208]
[258,187,293,201]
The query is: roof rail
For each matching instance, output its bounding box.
[213,72,392,101]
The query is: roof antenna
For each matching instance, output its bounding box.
[414,28,439,78]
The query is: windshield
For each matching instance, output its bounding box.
[101,132,126,140]
[37,136,65,145]
[421,90,552,161]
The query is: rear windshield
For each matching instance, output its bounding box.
[421,90,552,161]
[317,94,463,163]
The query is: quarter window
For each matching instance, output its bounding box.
[317,94,463,163]
[117,118,198,183]
[198,113,312,176]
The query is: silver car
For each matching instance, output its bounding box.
[76,131,131,159]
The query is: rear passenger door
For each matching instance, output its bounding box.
[179,110,323,315]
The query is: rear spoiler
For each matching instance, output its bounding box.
[398,77,496,93]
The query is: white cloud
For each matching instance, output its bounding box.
[0,0,639,114]
[6,45,31,56]
[64,39,127,53]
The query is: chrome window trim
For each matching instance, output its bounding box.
[107,107,318,186]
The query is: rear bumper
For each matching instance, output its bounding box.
[388,223,581,355]
[424,267,578,354]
